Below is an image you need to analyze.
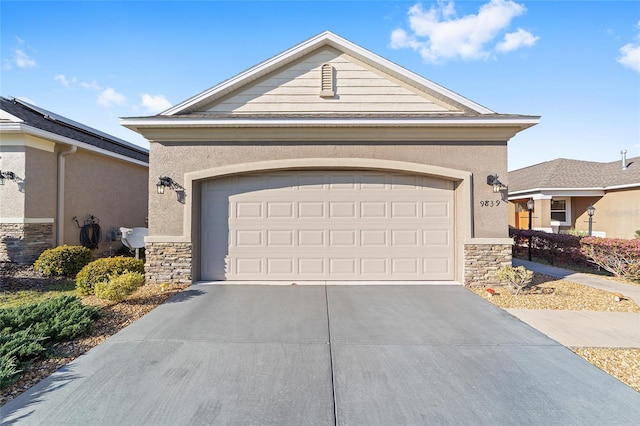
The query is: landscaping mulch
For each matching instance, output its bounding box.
[468,273,640,312]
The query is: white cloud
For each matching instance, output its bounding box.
[496,28,539,53]
[617,21,640,73]
[97,88,126,107]
[390,0,538,63]
[140,94,172,113]
[80,80,101,90]
[54,74,77,87]
[618,43,640,72]
[8,37,37,69]
[14,49,36,68]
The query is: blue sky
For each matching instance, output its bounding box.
[2,0,639,171]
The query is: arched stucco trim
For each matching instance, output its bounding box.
[184,157,472,239]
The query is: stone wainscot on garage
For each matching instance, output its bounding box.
[121,31,539,286]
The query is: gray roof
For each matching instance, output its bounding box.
[508,156,640,192]
[1,96,148,163]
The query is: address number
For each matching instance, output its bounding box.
[480,200,501,207]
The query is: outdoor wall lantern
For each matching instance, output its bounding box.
[486,174,507,193]
[587,205,595,237]
[0,170,16,185]
[156,176,186,203]
[156,176,184,194]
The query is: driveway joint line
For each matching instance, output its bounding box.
[325,283,338,426]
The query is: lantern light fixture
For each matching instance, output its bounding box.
[486,174,507,193]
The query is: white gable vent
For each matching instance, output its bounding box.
[319,63,335,97]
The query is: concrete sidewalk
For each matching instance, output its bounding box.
[510,259,640,348]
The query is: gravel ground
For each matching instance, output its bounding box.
[469,273,640,393]
[468,273,640,312]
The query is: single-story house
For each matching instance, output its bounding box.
[0,96,149,263]
[121,31,539,286]
[508,153,640,239]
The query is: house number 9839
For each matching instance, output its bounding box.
[480,200,501,207]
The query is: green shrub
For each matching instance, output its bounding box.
[0,296,99,343]
[496,265,534,295]
[0,329,47,364]
[635,230,640,239]
[33,245,93,276]
[95,272,145,303]
[0,296,98,389]
[75,257,144,296]
[0,354,20,389]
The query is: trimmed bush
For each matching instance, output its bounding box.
[581,237,640,281]
[495,265,534,295]
[510,229,590,267]
[33,245,93,277]
[75,257,144,296]
[95,272,145,303]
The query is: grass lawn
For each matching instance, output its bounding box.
[0,280,77,308]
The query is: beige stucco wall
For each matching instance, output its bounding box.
[148,140,509,239]
[63,150,148,250]
[0,137,26,219]
[2,130,148,255]
[24,146,57,219]
[578,189,640,239]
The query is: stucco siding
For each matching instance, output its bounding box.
[203,48,457,115]
[0,137,26,219]
[148,140,508,240]
[63,150,148,250]
[24,146,57,219]
[588,189,640,239]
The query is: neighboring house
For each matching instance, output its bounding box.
[508,153,640,239]
[0,97,149,264]
[121,31,539,286]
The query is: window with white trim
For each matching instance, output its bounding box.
[550,197,571,226]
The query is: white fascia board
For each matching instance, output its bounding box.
[1,123,149,167]
[162,31,495,116]
[604,182,640,190]
[121,116,539,129]
[508,188,606,199]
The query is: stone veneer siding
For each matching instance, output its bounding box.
[464,243,512,287]
[145,242,192,284]
[0,223,54,264]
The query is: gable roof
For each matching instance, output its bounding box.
[164,31,494,116]
[508,156,640,194]
[121,31,539,139]
[1,97,148,164]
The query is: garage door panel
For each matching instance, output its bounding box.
[202,171,454,281]
[299,202,325,218]
[299,258,325,275]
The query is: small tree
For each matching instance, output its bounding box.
[496,265,534,295]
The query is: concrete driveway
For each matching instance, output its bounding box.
[2,285,640,425]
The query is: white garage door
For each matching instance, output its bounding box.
[201,171,454,281]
